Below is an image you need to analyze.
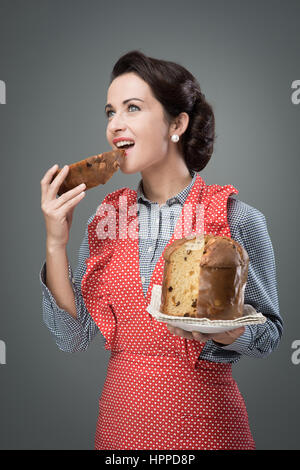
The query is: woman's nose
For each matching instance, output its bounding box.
[108,112,127,132]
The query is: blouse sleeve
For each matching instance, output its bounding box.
[213,198,284,358]
[39,213,101,353]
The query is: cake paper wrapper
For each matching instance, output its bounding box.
[146,284,267,333]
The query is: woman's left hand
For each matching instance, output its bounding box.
[166,325,245,345]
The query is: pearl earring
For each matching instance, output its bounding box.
[171,134,179,143]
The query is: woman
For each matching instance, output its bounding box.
[40,50,283,450]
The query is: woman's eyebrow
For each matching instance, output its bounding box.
[105,98,144,111]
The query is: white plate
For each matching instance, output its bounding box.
[146,285,267,334]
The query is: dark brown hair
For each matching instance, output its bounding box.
[110,50,216,172]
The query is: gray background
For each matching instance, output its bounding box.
[0,0,299,450]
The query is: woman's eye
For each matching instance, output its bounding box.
[128,104,140,112]
[106,104,140,118]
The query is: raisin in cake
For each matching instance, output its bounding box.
[160,234,249,320]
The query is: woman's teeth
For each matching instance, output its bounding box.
[116,141,135,149]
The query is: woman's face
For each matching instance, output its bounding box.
[105,72,173,174]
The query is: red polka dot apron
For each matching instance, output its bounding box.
[81,174,255,450]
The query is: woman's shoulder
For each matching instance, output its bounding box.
[227,197,277,273]
[227,195,266,230]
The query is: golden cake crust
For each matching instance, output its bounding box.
[160,234,249,320]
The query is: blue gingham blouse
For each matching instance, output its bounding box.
[39,170,283,363]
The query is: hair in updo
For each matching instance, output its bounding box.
[109,50,216,172]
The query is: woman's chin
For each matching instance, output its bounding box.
[119,161,143,175]
[120,167,140,175]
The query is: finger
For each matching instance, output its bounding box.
[40,164,59,202]
[56,188,86,212]
[236,326,245,334]
[173,327,194,340]
[192,331,210,342]
[54,182,86,208]
[41,164,59,186]
[167,325,175,333]
[66,205,75,226]
[228,326,245,337]
[49,165,70,196]
[167,325,191,339]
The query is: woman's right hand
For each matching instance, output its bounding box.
[40,164,86,249]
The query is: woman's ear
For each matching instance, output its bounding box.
[171,112,190,136]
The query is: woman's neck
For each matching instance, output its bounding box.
[140,156,193,205]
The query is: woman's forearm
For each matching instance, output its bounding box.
[45,241,77,319]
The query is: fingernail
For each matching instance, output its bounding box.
[193,332,202,340]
